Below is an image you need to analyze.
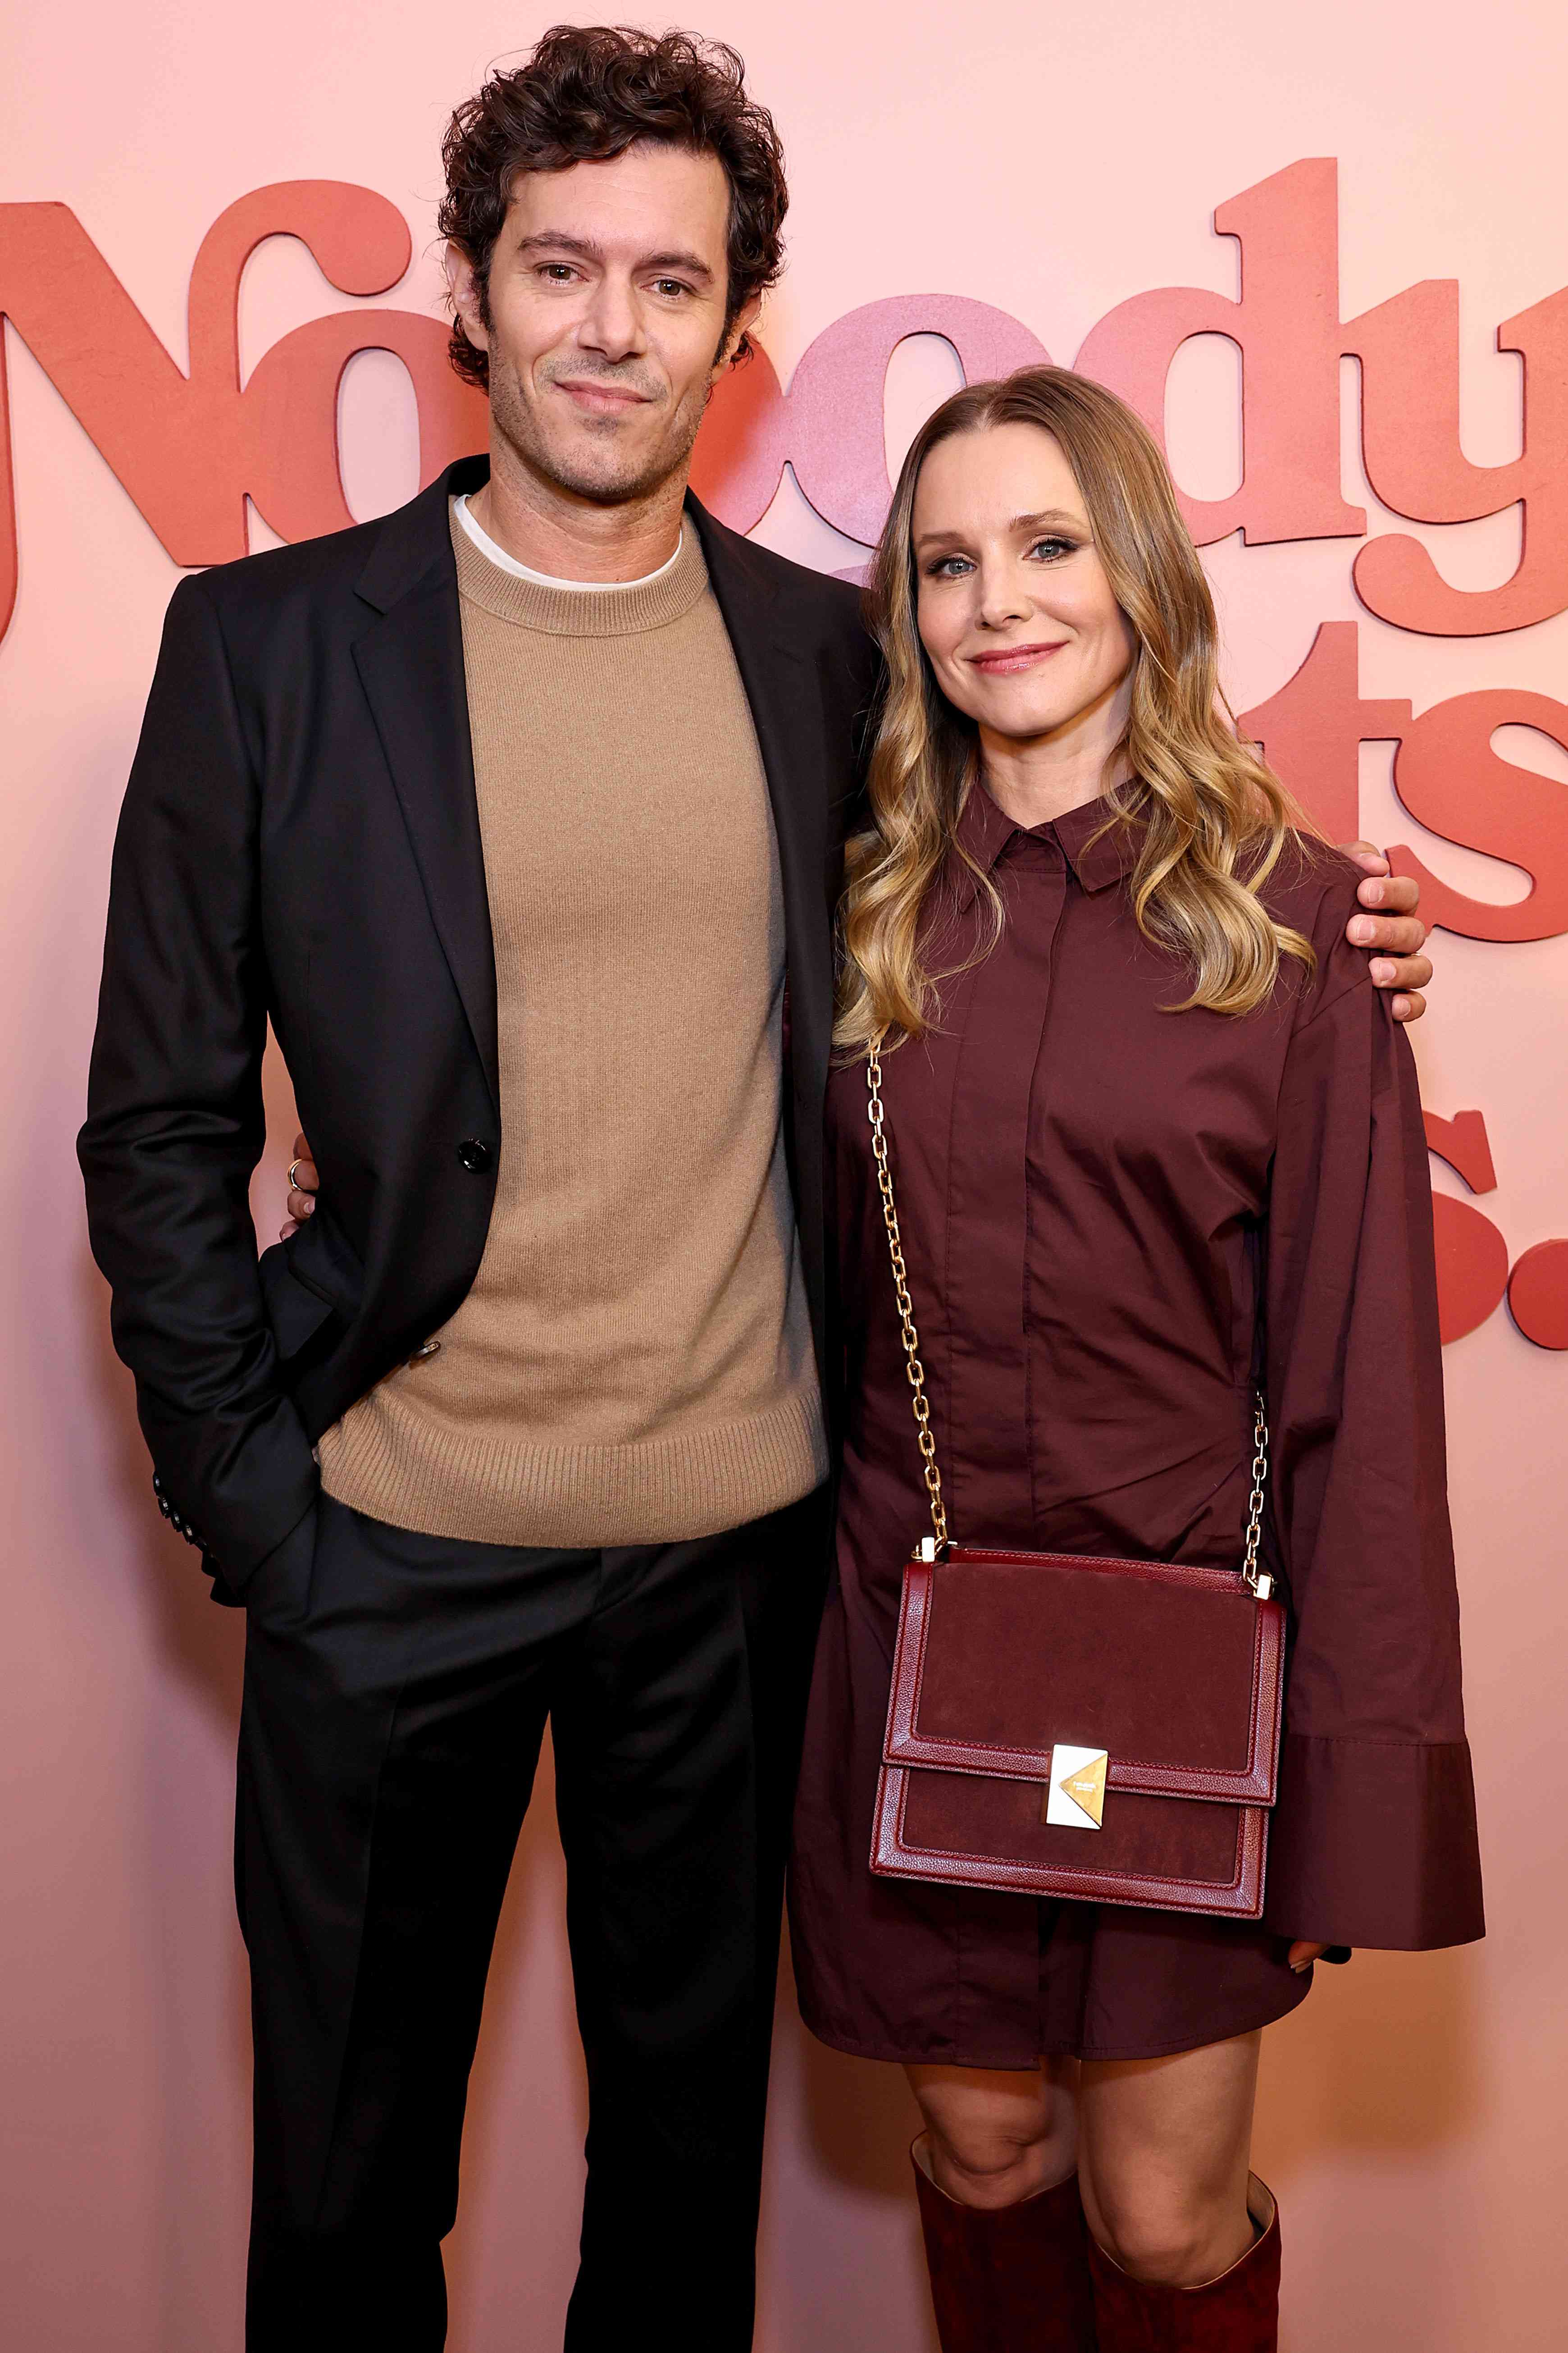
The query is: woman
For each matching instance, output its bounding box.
[279,365,1465,2344]
[785,367,1483,2351]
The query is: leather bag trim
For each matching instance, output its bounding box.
[883,1547,1285,1806]
[870,1762,1269,1918]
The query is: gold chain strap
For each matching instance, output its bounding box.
[1241,1394,1272,1600]
[865,1039,1272,1597]
[866,1041,948,1551]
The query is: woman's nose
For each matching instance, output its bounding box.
[975,571,1032,629]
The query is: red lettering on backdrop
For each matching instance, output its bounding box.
[784,296,1050,547]
[1073,157,1568,633]
[1238,621,1410,844]
[1422,1111,1568,1352]
[1075,160,1364,548]
[0,183,486,636]
[1430,1199,1512,1346]
[1424,1111,1510,1346]
[1507,1243,1568,1350]
[1388,691,1568,941]
[1422,1110,1499,1197]
[1233,626,1568,943]
[4,165,1566,635]
[1350,283,1568,636]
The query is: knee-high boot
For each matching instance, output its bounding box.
[1085,2175,1280,2351]
[911,2136,1098,2352]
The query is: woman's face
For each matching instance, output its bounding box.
[912,421,1136,752]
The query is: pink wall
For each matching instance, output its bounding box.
[4,4,1566,2345]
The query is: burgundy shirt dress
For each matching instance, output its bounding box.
[788,785,1484,2068]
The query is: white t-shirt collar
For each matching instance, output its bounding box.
[452,492,683,591]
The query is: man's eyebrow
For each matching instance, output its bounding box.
[513,231,714,283]
[514,232,605,262]
[643,249,715,283]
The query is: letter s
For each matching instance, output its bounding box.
[1389,690,1568,942]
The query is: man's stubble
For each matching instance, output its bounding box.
[487,345,714,512]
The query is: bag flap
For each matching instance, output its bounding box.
[884,1546,1285,1805]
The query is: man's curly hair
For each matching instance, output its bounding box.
[438,24,789,390]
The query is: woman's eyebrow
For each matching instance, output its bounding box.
[914,507,1084,555]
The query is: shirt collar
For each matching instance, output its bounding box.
[950,779,1142,898]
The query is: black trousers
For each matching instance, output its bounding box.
[234,1483,829,2351]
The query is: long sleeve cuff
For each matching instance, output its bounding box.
[1261,1732,1485,1950]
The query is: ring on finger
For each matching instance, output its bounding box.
[287,1158,306,1194]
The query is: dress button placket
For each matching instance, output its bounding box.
[942,832,1066,1540]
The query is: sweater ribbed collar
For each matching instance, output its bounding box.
[449,498,709,637]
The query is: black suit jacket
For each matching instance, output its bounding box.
[78,457,880,1582]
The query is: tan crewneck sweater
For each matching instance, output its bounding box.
[316,507,826,1546]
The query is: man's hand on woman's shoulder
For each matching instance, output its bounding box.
[1337,841,1431,1023]
[282,1133,318,1244]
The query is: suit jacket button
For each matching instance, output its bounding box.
[456,1140,492,1174]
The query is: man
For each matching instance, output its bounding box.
[78,25,1432,2352]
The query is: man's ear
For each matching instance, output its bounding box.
[443,242,490,354]
[714,292,763,378]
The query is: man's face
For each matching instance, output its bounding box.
[448,143,750,508]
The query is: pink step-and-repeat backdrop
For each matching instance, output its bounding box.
[3,3,1565,2346]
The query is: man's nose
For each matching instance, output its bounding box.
[578,272,646,362]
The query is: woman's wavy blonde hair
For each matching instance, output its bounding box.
[836,366,1316,1054]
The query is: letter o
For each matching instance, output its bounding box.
[1430,1193,1510,1345]
[1507,1239,1568,1350]
[242,311,487,544]
[786,296,1050,548]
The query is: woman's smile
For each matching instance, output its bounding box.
[966,640,1070,675]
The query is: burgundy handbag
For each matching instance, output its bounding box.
[863,1044,1286,1919]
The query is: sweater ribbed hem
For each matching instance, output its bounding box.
[316,1383,830,1549]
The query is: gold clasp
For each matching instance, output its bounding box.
[1042,1744,1108,1830]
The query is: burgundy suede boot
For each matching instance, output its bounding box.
[1085,2175,1280,2351]
[912,2136,1098,2351]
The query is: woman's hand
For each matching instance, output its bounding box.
[280,1131,318,1243]
[1287,1939,1329,1973]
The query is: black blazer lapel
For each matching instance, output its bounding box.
[689,496,841,1372]
[688,497,837,1080]
[353,461,499,1111]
